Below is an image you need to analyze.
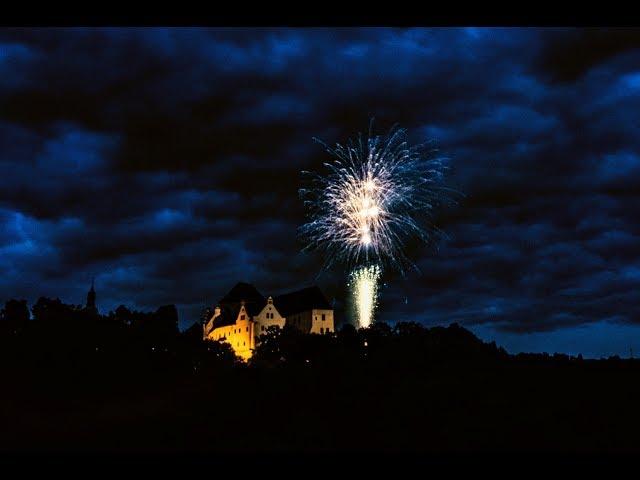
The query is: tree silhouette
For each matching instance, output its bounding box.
[3,293,640,453]
[0,299,29,335]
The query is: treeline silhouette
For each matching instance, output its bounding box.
[2,297,640,453]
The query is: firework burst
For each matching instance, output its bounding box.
[300,122,454,326]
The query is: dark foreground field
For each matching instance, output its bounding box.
[3,313,640,454]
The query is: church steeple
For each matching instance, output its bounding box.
[86,277,97,314]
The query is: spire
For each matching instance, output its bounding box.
[86,277,97,314]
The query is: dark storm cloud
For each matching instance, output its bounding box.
[535,28,640,83]
[1,27,639,351]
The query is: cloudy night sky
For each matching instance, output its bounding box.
[1,28,639,357]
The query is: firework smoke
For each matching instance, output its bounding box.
[300,122,453,327]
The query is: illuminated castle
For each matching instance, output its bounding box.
[203,282,335,360]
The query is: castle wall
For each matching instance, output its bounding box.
[253,300,286,340]
[207,317,254,361]
[287,309,334,334]
[310,309,334,334]
[287,310,312,333]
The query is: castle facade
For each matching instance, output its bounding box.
[203,282,334,360]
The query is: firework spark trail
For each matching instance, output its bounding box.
[348,265,381,328]
[300,123,454,327]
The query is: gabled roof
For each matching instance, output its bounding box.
[208,283,332,330]
[273,286,332,317]
[211,305,240,329]
[218,282,266,317]
[220,282,264,304]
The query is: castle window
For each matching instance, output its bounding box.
[261,326,265,331]
[322,314,326,321]
[320,327,324,334]
[246,327,249,332]
[241,314,245,320]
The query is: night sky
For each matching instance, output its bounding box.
[1,28,639,358]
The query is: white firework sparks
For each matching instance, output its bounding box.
[348,265,382,328]
[300,123,451,273]
[300,123,454,327]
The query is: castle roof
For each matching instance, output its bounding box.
[211,305,241,329]
[219,282,265,306]
[220,282,265,316]
[209,283,332,329]
[211,282,266,328]
[273,286,332,317]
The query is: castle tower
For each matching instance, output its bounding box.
[86,278,98,315]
